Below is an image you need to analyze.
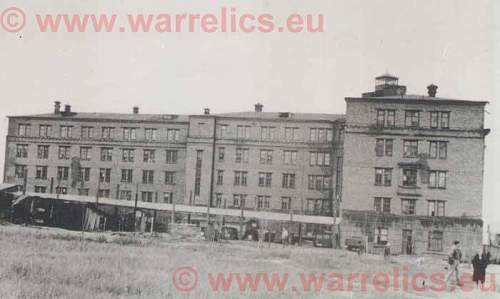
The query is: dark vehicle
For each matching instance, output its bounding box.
[314,231,333,248]
[221,226,239,240]
[345,237,364,251]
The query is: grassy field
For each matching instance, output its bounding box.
[0,224,498,299]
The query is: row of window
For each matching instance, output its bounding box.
[218,147,332,166]
[375,139,448,159]
[218,170,331,190]
[15,144,179,164]
[374,168,447,189]
[219,125,336,143]
[17,123,181,141]
[374,197,445,216]
[376,110,450,129]
[14,164,178,185]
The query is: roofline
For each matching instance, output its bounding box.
[6,115,190,124]
[207,114,346,124]
[345,97,489,106]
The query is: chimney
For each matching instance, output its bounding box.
[133,106,139,114]
[204,108,210,115]
[427,84,438,97]
[254,103,263,113]
[64,104,71,113]
[54,101,61,114]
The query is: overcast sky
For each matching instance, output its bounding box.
[1,1,498,230]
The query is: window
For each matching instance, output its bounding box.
[141,191,153,202]
[428,200,446,217]
[376,110,395,128]
[18,124,31,136]
[101,127,114,139]
[405,111,420,128]
[143,149,155,163]
[233,194,246,208]
[120,190,132,201]
[308,175,331,190]
[78,188,89,196]
[16,144,28,158]
[401,199,416,215]
[145,128,157,141]
[428,231,443,251]
[36,166,48,179]
[81,126,93,139]
[214,193,223,208]
[60,126,73,138]
[81,167,90,181]
[429,141,447,159]
[440,112,450,129]
[256,195,271,209]
[403,140,418,158]
[122,128,136,140]
[234,171,248,186]
[260,150,273,164]
[80,147,91,161]
[122,149,135,162]
[284,127,299,141]
[309,128,333,142]
[282,173,296,189]
[218,125,228,138]
[167,129,180,141]
[39,125,51,138]
[218,147,225,161]
[142,170,154,184]
[261,126,275,140]
[37,145,49,159]
[166,150,178,164]
[429,171,447,189]
[235,148,249,163]
[194,150,203,196]
[375,139,393,157]
[35,186,47,193]
[375,227,389,245]
[15,164,26,178]
[258,172,272,187]
[306,199,331,215]
[401,168,418,187]
[281,197,291,211]
[310,152,330,166]
[121,169,133,183]
[165,171,176,185]
[100,147,113,161]
[283,150,297,165]
[98,189,110,198]
[236,125,251,139]
[217,170,224,185]
[374,197,391,213]
[430,112,439,129]
[58,146,71,160]
[374,168,392,186]
[57,167,69,181]
[163,192,173,204]
[99,168,111,183]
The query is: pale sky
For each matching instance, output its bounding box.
[1,1,498,229]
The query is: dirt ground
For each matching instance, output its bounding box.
[0,224,498,299]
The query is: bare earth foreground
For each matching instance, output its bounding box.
[1,224,499,299]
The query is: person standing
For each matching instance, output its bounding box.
[472,253,481,288]
[281,226,289,248]
[257,227,265,249]
[479,249,491,288]
[445,241,463,286]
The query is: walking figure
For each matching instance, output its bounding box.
[281,227,289,248]
[445,240,462,287]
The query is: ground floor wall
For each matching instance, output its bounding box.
[340,209,483,259]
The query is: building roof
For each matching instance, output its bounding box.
[346,95,489,106]
[8,112,190,123]
[215,111,345,122]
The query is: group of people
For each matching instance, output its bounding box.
[446,240,491,288]
[257,226,290,248]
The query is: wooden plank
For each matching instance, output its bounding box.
[24,192,341,225]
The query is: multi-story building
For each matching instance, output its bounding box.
[2,75,489,255]
[342,75,490,256]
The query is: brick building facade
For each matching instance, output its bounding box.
[3,75,489,255]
